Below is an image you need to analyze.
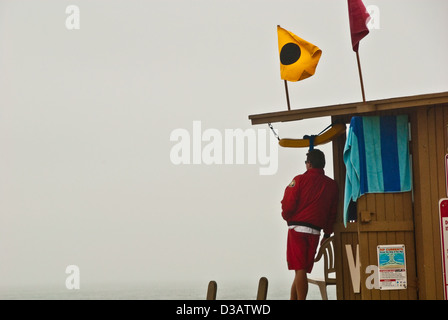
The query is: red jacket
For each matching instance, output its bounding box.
[281,168,339,235]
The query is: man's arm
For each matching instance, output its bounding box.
[281,178,299,221]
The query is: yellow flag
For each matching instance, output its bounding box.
[277,26,322,82]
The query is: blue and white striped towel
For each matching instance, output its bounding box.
[343,115,412,226]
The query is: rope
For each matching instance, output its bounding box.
[303,135,317,150]
[304,123,336,151]
[267,123,280,141]
[268,122,338,150]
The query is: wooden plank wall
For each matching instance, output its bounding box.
[332,105,448,300]
[411,104,448,300]
[331,118,360,300]
[332,115,388,300]
[356,192,417,300]
[333,194,417,299]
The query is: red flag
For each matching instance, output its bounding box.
[347,0,371,52]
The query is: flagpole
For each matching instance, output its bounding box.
[347,0,370,103]
[284,80,291,110]
[278,24,291,111]
[356,50,366,103]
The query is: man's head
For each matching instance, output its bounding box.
[306,149,325,169]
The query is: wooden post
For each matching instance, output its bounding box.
[206,280,217,300]
[356,51,366,103]
[256,277,269,300]
[284,80,291,111]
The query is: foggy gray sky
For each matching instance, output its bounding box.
[0,0,447,295]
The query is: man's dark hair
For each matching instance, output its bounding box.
[306,149,325,169]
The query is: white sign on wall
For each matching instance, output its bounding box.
[377,245,407,290]
[439,198,448,300]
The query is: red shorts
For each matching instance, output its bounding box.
[286,229,320,273]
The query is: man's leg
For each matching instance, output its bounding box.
[290,278,297,300]
[291,269,308,300]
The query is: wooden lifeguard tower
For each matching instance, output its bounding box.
[249,91,448,300]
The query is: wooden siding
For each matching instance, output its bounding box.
[331,105,448,300]
[410,104,448,300]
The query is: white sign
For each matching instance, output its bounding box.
[439,198,448,300]
[377,245,407,290]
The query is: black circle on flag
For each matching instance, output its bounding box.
[280,43,301,65]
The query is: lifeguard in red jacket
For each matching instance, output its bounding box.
[281,149,338,300]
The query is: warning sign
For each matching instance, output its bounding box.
[439,198,448,300]
[377,245,407,290]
